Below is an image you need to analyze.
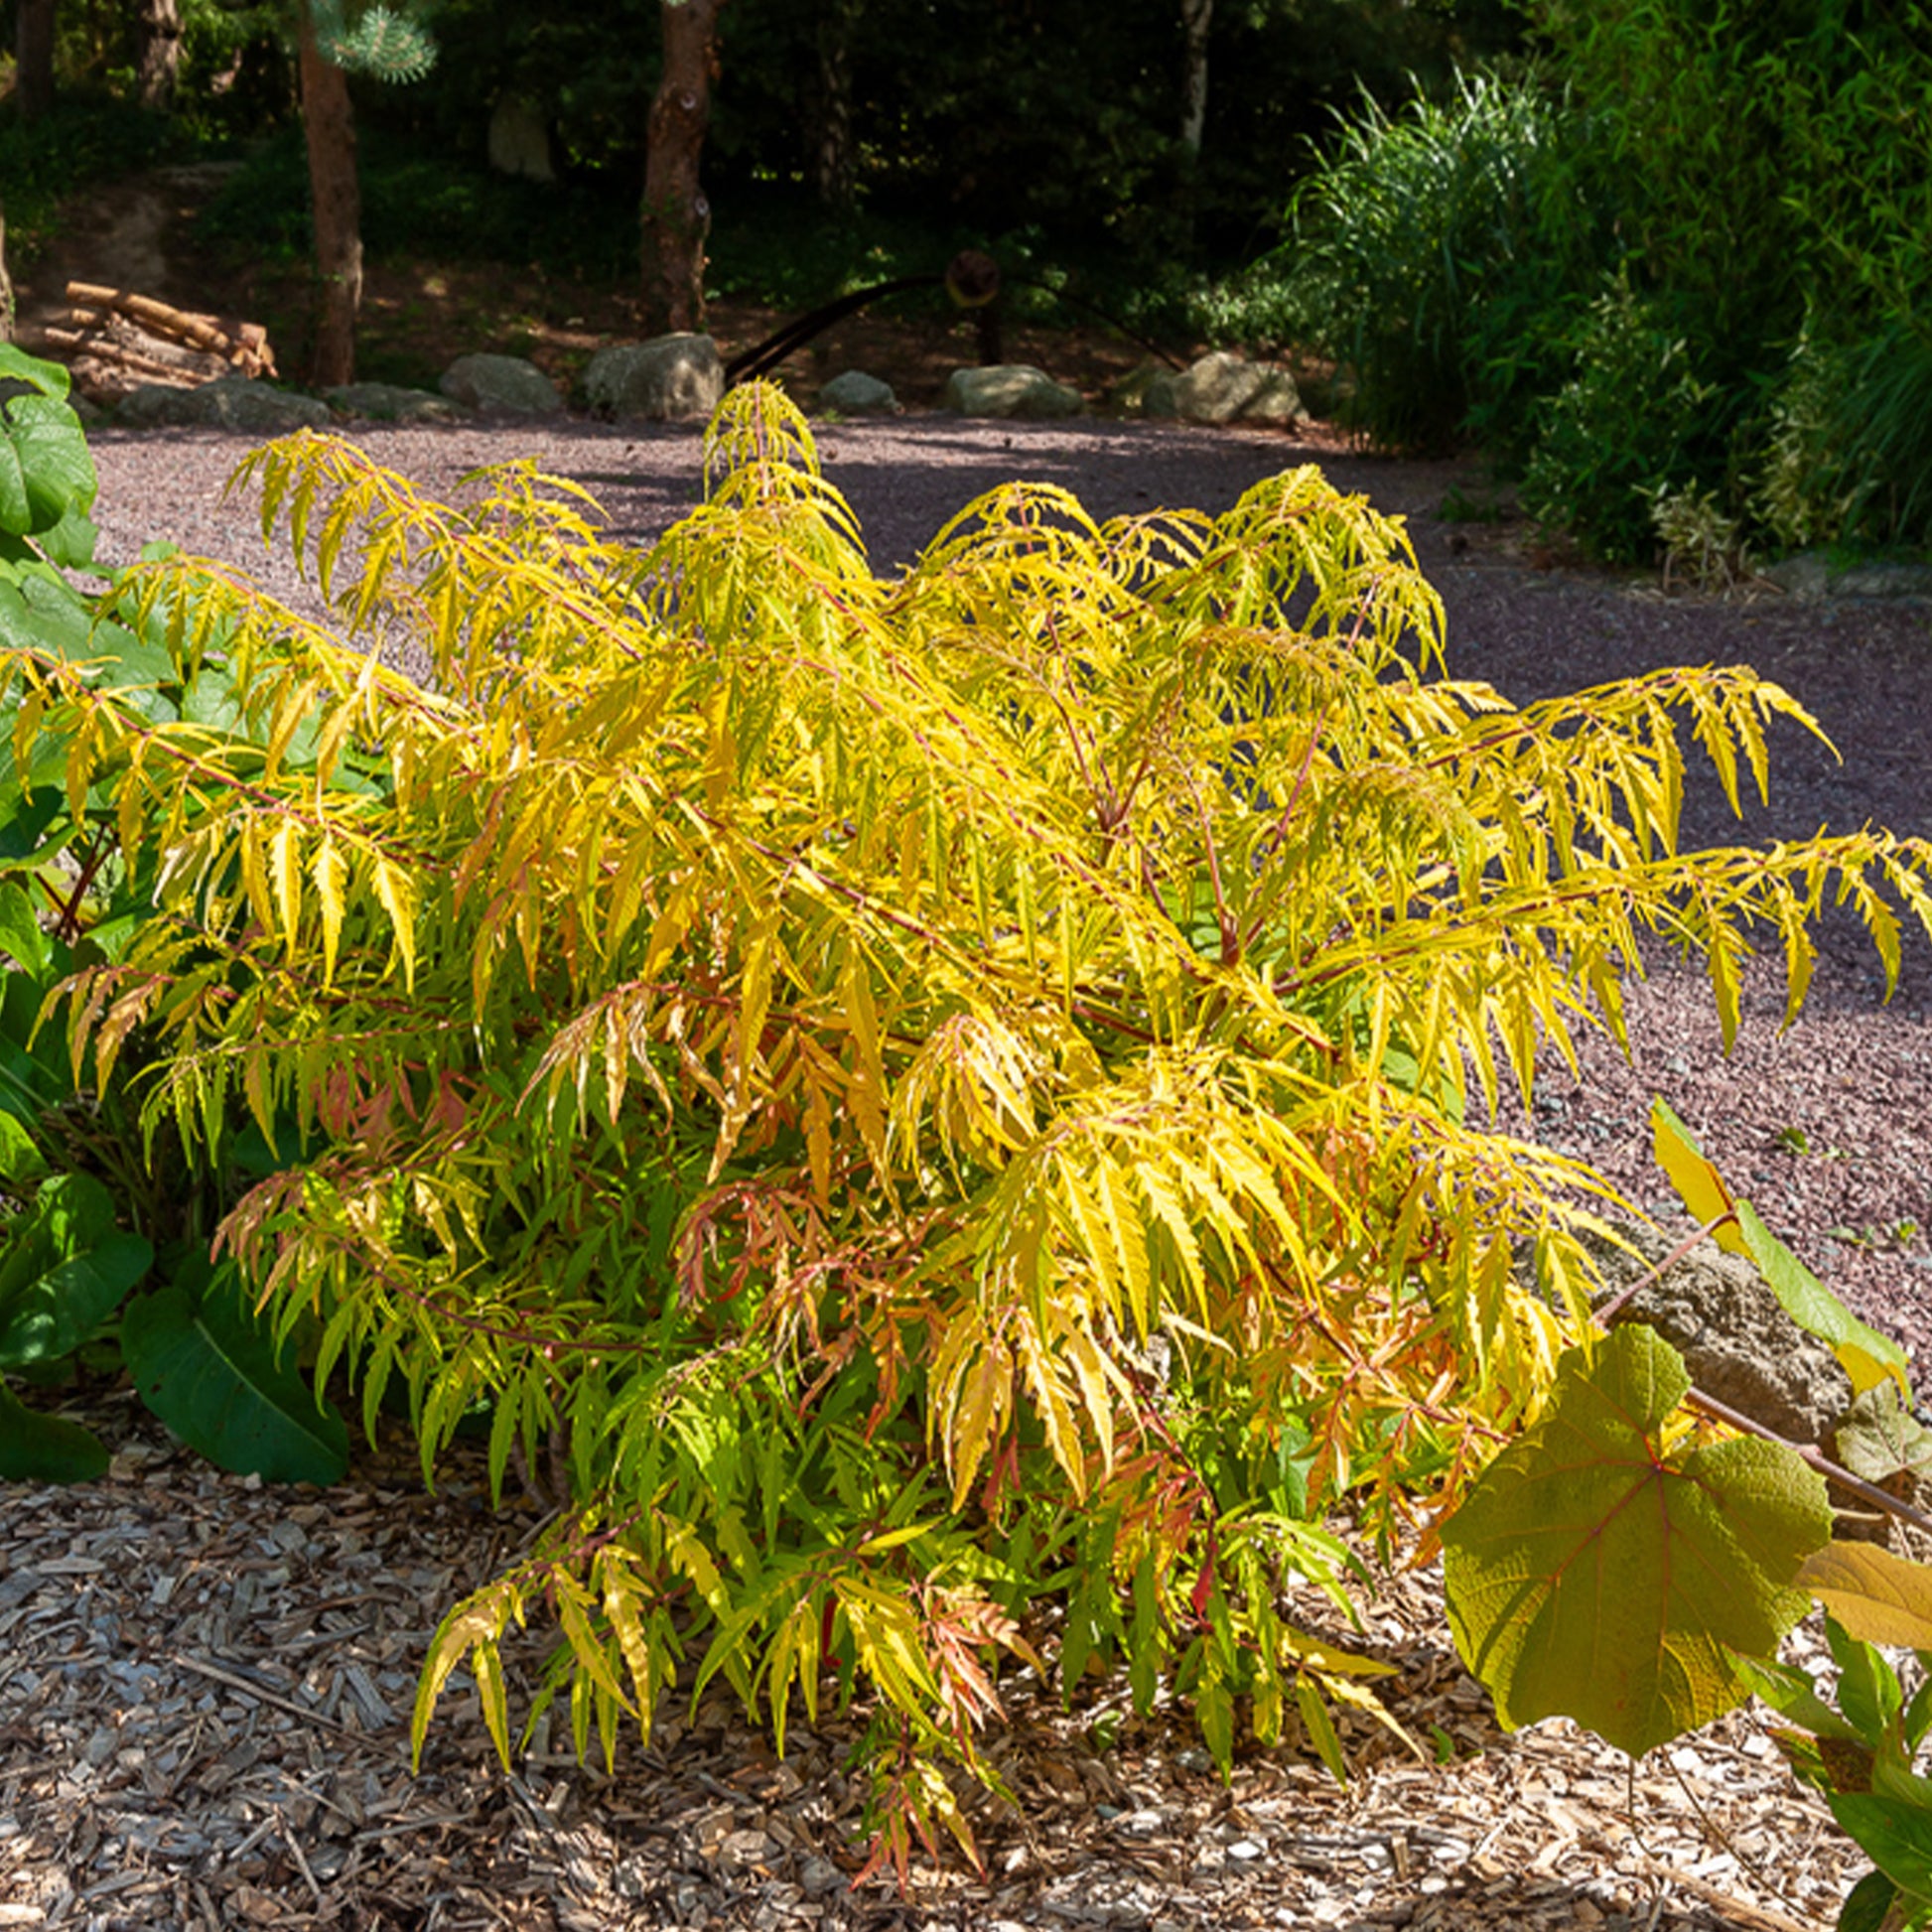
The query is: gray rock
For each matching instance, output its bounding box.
[486,95,554,183]
[1758,553,1830,599]
[438,353,563,415]
[1144,350,1307,427]
[1758,550,1932,603]
[816,368,899,416]
[1239,366,1311,426]
[1826,560,1932,600]
[117,376,331,433]
[1144,350,1262,425]
[1574,1219,1852,1448]
[583,334,722,422]
[944,363,1084,420]
[324,381,465,424]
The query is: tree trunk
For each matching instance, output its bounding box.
[16,0,58,123]
[0,201,14,345]
[808,0,860,212]
[135,0,184,112]
[1178,0,1212,156]
[296,2,362,389]
[640,0,727,338]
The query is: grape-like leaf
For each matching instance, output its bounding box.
[1442,1323,1832,1757]
[1836,1383,1932,1486]
[1797,1541,1932,1652]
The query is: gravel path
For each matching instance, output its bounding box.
[86,414,1932,1379]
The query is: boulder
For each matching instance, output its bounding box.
[117,377,331,433]
[584,335,723,422]
[439,353,563,416]
[487,95,555,184]
[325,381,466,424]
[1142,350,1309,427]
[1573,1219,1853,1449]
[944,364,1083,420]
[817,369,899,417]
[1761,551,1932,603]
[1239,367,1311,427]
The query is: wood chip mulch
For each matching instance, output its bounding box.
[1,1391,1874,1932]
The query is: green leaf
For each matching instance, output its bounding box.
[1837,1867,1899,1932]
[0,1376,109,1481]
[1651,1099,1910,1395]
[1441,1324,1832,1757]
[1832,1793,1932,1901]
[0,1110,46,1184]
[1829,1616,1905,1741]
[1837,1383,1932,1486]
[0,1174,153,1370]
[1735,1652,1864,1743]
[0,379,98,541]
[1735,1202,1909,1397]
[120,1264,348,1484]
[1798,1542,1932,1652]
[0,881,51,976]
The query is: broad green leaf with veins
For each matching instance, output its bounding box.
[1442,1324,1831,1757]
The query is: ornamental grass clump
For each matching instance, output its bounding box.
[7,382,1930,1873]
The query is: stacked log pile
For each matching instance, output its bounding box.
[45,281,276,399]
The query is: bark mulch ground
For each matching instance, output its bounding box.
[1,1387,1881,1931]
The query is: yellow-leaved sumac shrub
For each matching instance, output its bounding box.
[8,385,1930,1872]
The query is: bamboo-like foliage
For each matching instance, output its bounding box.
[7,385,1928,1869]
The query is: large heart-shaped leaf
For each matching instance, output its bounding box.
[1442,1323,1832,1757]
[0,1376,109,1481]
[121,1265,348,1484]
[1797,1542,1932,1652]
[0,1173,154,1369]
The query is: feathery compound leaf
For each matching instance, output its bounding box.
[1442,1324,1831,1756]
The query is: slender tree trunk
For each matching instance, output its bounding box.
[1178,0,1212,156]
[296,2,362,388]
[0,200,14,345]
[135,0,184,112]
[808,0,860,212]
[16,0,58,123]
[640,0,727,338]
